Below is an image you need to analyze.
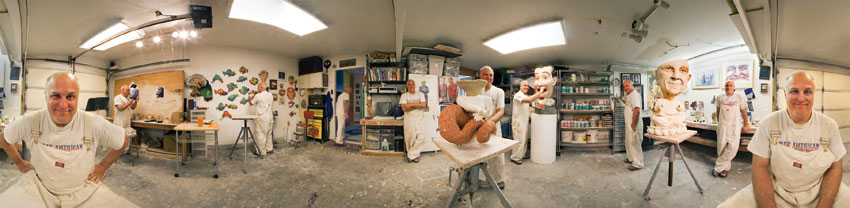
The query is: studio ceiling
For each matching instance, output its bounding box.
[0,0,845,71]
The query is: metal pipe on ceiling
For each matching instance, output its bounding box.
[72,14,191,60]
[732,0,760,58]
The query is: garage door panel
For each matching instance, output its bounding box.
[824,72,850,91]
[26,68,106,91]
[841,128,850,143]
[824,92,850,108]
[824,111,850,127]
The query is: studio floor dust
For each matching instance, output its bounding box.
[2,141,849,207]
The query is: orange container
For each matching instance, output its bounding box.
[197,115,204,126]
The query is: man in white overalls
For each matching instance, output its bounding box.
[0,72,137,207]
[619,80,644,170]
[718,72,849,207]
[713,81,749,177]
[400,80,426,163]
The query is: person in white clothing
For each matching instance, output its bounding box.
[510,80,542,165]
[114,85,138,153]
[619,80,644,170]
[713,81,749,177]
[113,85,138,129]
[718,71,850,207]
[334,87,351,145]
[248,82,274,155]
[479,66,507,190]
[400,80,426,163]
[0,72,136,207]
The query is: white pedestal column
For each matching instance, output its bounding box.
[530,113,557,164]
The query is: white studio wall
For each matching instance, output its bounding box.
[113,45,300,145]
[0,55,19,116]
[681,48,770,122]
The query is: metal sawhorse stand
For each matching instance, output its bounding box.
[229,116,261,174]
[449,162,511,208]
[642,131,704,200]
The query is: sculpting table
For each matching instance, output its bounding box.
[173,123,220,178]
[642,130,703,201]
[432,136,518,208]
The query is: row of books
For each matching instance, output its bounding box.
[368,67,406,81]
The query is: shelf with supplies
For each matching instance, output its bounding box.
[560,92,611,96]
[556,67,617,154]
[560,82,612,86]
[360,119,406,157]
[560,126,613,130]
[560,109,613,114]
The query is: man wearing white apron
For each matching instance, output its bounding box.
[334,87,351,145]
[510,80,542,165]
[113,85,138,152]
[713,81,749,177]
[619,80,644,170]
[249,82,274,155]
[479,66,507,190]
[400,80,426,163]
[719,72,850,207]
[0,72,137,207]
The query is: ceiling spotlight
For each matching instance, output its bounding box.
[179,31,189,38]
[189,30,198,38]
[135,41,143,48]
[152,36,161,43]
[172,31,179,38]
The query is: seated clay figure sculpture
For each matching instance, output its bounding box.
[532,66,557,107]
[438,79,494,144]
[455,80,493,121]
[647,59,691,136]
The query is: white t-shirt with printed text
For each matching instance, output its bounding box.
[747,109,846,162]
[4,109,125,155]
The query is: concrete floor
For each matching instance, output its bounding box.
[2,141,849,207]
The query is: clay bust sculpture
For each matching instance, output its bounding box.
[648,59,692,136]
[532,65,557,107]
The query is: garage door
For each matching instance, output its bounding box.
[776,69,850,141]
[24,66,107,113]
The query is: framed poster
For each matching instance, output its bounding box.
[723,60,754,89]
[692,69,720,89]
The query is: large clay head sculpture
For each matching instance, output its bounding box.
[533,65,556,99]
[655,59,691,100]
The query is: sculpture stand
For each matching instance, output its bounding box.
[641,130,704,201]
[432,136,517,208]
[530,111,557,165]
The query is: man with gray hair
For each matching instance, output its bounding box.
[0,72,137,207]
[113,85,138,142]
[248,82,274,155]
[619,79,643,170]
[719,71,849,207]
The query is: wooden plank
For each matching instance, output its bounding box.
[232,115,258,120]
[644,130,698,144]
[360,119,404,126]
[132,120,177,130]
[686,135,750,152]
[113,70,185,120]
[685,121,757,134]
[361,149,405,157]
[432,136,518,169]
[175,123,220,131]
[561,127,613,130]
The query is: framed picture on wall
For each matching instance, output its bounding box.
[632,74,641,84]
[634,84,644,110]
[269,79,278,90]
[692,69,720,89]
[723,60,754,89]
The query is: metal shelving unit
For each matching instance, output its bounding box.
[556,68,616,154]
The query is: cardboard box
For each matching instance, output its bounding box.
[163,134,191,154]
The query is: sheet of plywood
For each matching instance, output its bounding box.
[113,70,184,119]
[432,136,517,169]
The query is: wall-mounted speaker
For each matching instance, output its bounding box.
[190,5,212,29]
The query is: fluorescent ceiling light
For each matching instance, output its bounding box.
[80,22,145,51]
[229,0,328,36]
[483,21,566,54]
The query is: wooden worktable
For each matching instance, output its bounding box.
[360,118,405,157]
[432,136,518,169]
[684,121,755,152]
[132,120,178,130]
